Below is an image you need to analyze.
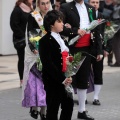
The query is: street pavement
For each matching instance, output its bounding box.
[0,55,120,120]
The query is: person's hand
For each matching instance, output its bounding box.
[78,29,86,37]
[65,23,71,28]
[33,50,38,54]
[96,54,103,61]
[63,77,72,86]
[104,51,109,57]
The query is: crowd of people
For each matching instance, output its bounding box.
[10,0,120,120]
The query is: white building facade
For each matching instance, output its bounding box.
[0,0,16,55]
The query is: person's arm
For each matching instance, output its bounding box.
[60,3,80,37]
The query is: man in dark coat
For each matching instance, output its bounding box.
[88,0,112,106]
[60,0,103,119]
[99,0,114,65]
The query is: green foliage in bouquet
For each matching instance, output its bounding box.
[72,52,82,66]
[64,52,86,99]
[65,52,84,78]
[29,30,43,71]
[36,58,42,71]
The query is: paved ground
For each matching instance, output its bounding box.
[0,55,120,120]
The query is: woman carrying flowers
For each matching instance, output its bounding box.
[22,0,52,119]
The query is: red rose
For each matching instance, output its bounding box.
[68,56,74,62]
[106,22,111,26]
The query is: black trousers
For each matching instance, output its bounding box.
[16,47,25,80]
[107,52,113,64]
[112,29,120,65]
[46,86,74,120]
[91,57,103,85]
[70,47,92,89]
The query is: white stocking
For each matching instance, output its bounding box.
[77,89,87,113]
[94,85,102,100]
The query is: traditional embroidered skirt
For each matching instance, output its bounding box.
[22,63,46,107]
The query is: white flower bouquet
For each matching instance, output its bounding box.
[29,30,42,71]
[104,21,120,46]
[69,19,106,46]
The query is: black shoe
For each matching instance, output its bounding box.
[93,99,101,105]
[110,62,120,67]
[40,112,46,120]
[108,62,113,66]
[29,107,38,119]
[85,100,88,104]
[77,111,94,120]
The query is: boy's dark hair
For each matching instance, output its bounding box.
[44,10,64,32]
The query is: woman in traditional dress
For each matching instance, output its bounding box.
[22,0,52,119]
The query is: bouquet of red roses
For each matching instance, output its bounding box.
[61,51,86,98]
[104,21,120,46]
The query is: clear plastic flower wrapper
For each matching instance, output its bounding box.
[63,52,86,99]
[104,21,120,46]
[29,29,42,71]
[69,19,106,46]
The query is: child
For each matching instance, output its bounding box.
[39,10,74,120]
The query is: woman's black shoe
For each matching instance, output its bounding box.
[93,99,101,105]
[40,112,46,120]
[29,107,38,119]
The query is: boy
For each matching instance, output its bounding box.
[39,10,73,120]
